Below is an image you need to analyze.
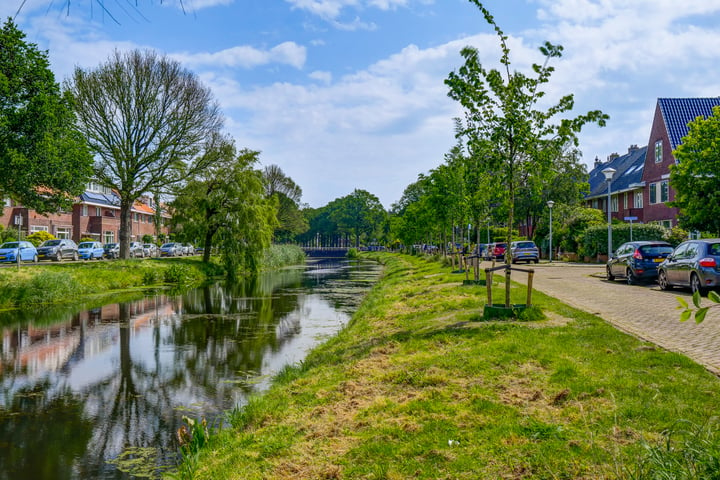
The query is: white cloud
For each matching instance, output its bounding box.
[309,70,333,83]
[172,42,307,69]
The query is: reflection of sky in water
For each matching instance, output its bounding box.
[0,259,381,480]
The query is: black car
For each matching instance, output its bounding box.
[658,239,720,295]
[606,241,673,285]
[37,239,79,262]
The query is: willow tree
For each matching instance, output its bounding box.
[67,49,223,258]
[445,0,607,307]
[262,165,308,242]
[171,135,276,275]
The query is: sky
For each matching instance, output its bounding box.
[5,0,720,209]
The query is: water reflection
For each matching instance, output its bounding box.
[0,259,381,479]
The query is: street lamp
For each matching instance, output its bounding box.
[602,167,616,259]
[546,200,555,262]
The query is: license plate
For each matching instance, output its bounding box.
[39,254,46,258]
[0,256,5,260]
[653,258,663,263]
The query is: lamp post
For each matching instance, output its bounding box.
[602,167,616,259]
[546,200,554,262]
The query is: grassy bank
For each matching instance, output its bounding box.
[0,244,306,309]
[184,252,720,479]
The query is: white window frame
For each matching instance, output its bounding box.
[649,183,658,204]
[634,190,643,209]
[660,180,669,203]
[611,195,619,213]
[30,225,49,233]
[82,205,88,216]
[55,227,71,239]
[103,230,115,244]
[655,139,663,163]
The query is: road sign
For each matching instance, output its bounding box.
[624,216,638,221]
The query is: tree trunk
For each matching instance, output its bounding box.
[119,197,133,259]
[202,228,214,263]
[505,163,515,308]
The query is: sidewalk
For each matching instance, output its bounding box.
[509,262,720,375]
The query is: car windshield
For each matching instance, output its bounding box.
[161,244,174,248]
[1,242,19,248]
[43,240,61,246]
[78,242,94,248]
[640,245,673,256]
[105,243,117,248]
[515,242,535,249]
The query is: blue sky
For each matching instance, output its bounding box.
[6,0,720,208]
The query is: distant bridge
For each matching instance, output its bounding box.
[302,247,349,258]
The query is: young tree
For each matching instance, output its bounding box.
[170,135,276,275]
[445,1,607,307]
[670,106,720,236]
[0,19,93,213]
[67,49,223,258]
[329,189,386,247]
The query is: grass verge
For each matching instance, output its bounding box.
[182,252,720,479]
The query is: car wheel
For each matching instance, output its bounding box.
[73,252,78,262]
[32,254,38,263]
[690,273,708,296]
[658,270,671,290]
[626,269,636,285]
[533,259,539,264]
[606,266,615,281]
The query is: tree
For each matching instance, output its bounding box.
[170,135,276,275]
[445,1,607,307]
[670,106,720,236]
[328,189,386,247]
[262,165,308,242]
[0,19,93,213]
[67,49,223,258]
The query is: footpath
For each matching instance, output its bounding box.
[511,262,720,375]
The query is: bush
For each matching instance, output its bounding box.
[346,248,359,259]
[579,223,669,257]
[26,230,56,247]
[164,264,203,285]
[261,244,306,269]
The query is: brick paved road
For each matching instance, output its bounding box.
[510,262,720,375]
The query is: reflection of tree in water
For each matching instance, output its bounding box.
[0,262,381,479]
[0,380,93,480]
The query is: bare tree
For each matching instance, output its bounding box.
[67,49,223,258]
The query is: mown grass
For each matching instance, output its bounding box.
[184,252,720,479]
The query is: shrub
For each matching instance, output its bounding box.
[164,264,202,285]
[26,230,56,247]
[346,248,359,259]
[579,223,669,257]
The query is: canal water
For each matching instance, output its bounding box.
[0,259,382,479]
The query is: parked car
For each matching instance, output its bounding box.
[658,239,720,295]
[510,240,539,264]
[37,239,78,262]
[0,241,38,263]
[159,242,182,257]
[181,243,195,256]
[491,242,507,260]
[129,241,145,258]
[77,241,105,260]
[103,243,119,259]
[606,241,673,285]
[143,244,158,257]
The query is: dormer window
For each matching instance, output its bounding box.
[654,140,663,163]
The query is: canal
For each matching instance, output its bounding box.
[0,258,382,479]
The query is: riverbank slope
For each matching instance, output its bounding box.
[188,252,720,479]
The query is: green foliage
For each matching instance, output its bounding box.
[262,165,308,242]
[261,244,306,270]
[579,223,669,257]
[0,271,82,307]
[346,248,359,259]
[0,19,94,213]
[163,264,203,285]
[141,234,155,244]
[79,237,96,242]
[329,189,387,247]
[26,230,56,247]
[171,138,276,277]
[670,106,720,236]
[677,290,720,324]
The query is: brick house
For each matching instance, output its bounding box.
[586,97,720,228]
[1,182,170,243]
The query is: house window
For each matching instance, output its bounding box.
[661,220,672,229]
[592,199,598,209]
[82,205,88,216]
[655,140,663,163]
[95,207,101,216]
[104,231,115,243]
[623,193,628,210]
[660,180,669,203]
[30,225,49,233]
[3,197,11,207]
[56,227,71,239]
[634,191,643,209]
[649,183,657,204]
[611,195,618,213]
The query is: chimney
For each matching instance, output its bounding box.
[628,144,639,153]
[594,156,602,168]
[607,153,619,162]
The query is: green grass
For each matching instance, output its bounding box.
[182,252,720,480]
